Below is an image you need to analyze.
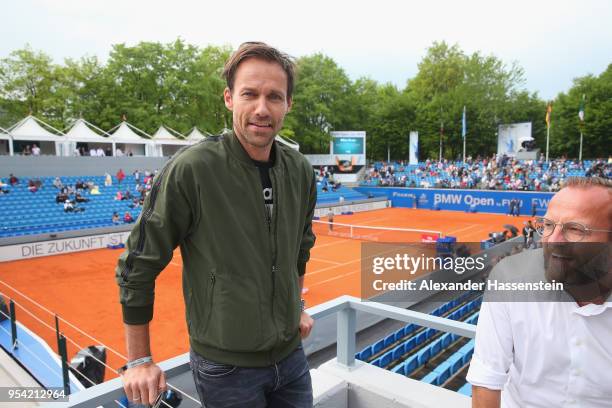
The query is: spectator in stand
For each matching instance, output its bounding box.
[96,147,105,156]
[123,211,134,223]
[9,174,18,186]
[123,190,132,201]
[133,169,140,183]
[22,145,32,155]
[116,168,125,184]
[112,212,120,224]
[27,179,39,193]
[53,177,63,189]
[129,197,140,209]
[75,192,89,203]
[64,199,74,212]
[105,147,112,157]
[116,147,124,157]
[90,185,101,195]
[31,144,41,156]
[104,172,112,187]
[115,191,123,201]
[56,191,68,204]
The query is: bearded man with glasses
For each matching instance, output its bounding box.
[467,177,611,408]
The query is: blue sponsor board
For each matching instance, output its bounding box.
[354,187,553,215]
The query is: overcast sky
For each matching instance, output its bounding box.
[2,0,611,100]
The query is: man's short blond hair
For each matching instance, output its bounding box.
[562,176,612,190]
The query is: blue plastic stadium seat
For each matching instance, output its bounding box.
[416,331,427,346]
[441,333,452,349]
[391,363,405,376]
[448,352,464,374]
[371,358,381,367]
[404,355,418,375]
[395,326,405,340]
[372,339,385,355]
[359,346,373,361]
[392,343,405,361]
[430,339,442,356]
[405,337,416,353]
[404,324,415,335]
[417,348,431,366]
[421,371,438,385]
[425,328,437,339]
[434,362,452,385]
[384,333,396,348]
[380,351,393,367]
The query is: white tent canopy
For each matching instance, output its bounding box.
[8,115,64,142]
[109,121,152,156]
[62,119,113,156]
[0,126,10,140]
[186,127,207,142]
[0,126,12,155]
[7,115,64,155]
[151,125,190,157]
[109,121,150,143]
[152,125,190,145]
[64,119,112,143]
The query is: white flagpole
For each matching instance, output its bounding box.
[579,130,583,161]
[546,126,550,163]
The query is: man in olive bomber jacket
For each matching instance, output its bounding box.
[116,42,317,408]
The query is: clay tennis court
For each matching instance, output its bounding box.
[0,207,529,379]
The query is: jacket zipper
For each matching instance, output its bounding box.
[268,166,280,358]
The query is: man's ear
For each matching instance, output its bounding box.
[223,87,233,111]
[287,96,292,113]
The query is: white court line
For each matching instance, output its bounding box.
[306,244,401,287]
[446,224,481,235]
[309,257,343,265]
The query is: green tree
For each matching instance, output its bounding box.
[0,46,57,126]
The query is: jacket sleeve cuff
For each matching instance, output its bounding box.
[297,261,307,277]
[122,304,154,325]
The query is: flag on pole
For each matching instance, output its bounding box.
[462,106,467,140]
[578,94,585,123]
[545,102,552,128]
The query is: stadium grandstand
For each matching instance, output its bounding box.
[0,131,608,407]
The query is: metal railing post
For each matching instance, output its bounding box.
[336,304,356,367]
[58,333,71,396]
[9,299,17,349]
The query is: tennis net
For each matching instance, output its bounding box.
[312,220,442,243]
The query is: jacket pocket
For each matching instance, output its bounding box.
[187,269,216,339]
[200,272,270,352]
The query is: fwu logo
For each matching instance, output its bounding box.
[418,193,428,205]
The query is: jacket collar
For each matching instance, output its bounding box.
[224,130,280,168]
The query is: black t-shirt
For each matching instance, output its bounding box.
[252,149,275,223]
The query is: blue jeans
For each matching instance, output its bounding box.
[189,346,313,408]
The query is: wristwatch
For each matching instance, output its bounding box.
[301,299,306,312]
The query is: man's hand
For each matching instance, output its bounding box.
[299,311,314,339]
[121,362,166,406]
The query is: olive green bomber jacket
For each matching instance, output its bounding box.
[115,132,317,367]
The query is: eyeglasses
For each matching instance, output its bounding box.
[534,217,612,242]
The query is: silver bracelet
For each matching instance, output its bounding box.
[118,356,153,374]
